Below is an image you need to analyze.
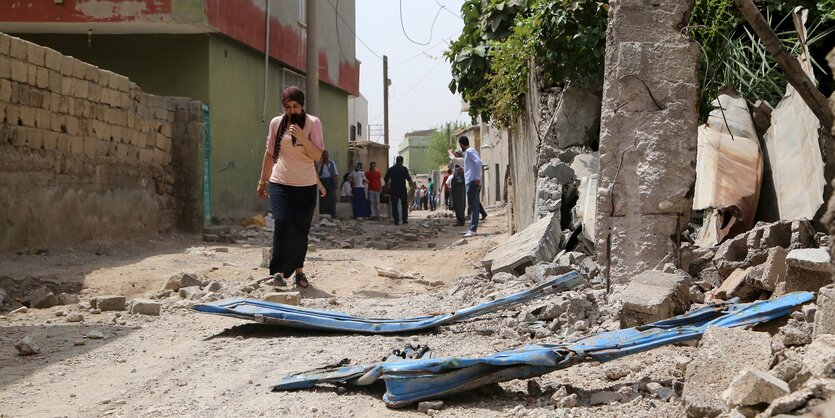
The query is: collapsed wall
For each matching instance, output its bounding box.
[0,33,204,251]
[594,1,700,284]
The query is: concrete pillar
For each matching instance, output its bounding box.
[595,0,700,284]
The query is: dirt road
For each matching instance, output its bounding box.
[0,208,683,417]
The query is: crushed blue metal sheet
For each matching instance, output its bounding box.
[272,292,813,408]
[194,271,584,333]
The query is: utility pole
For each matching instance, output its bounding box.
[305,0,319,222]
[305,0,319,115]
[383,55,390,146]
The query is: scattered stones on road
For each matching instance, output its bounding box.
[14,336,40,356]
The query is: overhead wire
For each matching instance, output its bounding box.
[433,0,463,20]
[327,0,384,60]
[399,0,445,46]
[369,58,445,123]
[392,30,460,67]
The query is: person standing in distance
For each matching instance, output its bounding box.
[316,150,338,218]
[384,156,414,225]
[459,136,483,237]
[256,86,323,288]
[365,161,383,219]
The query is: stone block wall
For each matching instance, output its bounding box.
[594,1,700,284]
[0,33,204,251]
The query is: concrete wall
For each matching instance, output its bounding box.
[399,135,432,175]
[348,94,368,142]
[480,122,509,207]
[594,0,700,284]
[0,0,360,96]
[0,33,204,251]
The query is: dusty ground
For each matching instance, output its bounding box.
[0,207,687,417]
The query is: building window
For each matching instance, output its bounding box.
[350,125,356,142]
[283,68,306,90]
[356,122,362,137]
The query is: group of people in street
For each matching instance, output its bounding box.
[256,87,486,289]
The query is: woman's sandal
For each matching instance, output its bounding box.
[294,272,310,289]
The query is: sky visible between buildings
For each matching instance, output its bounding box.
[355,0,466,166]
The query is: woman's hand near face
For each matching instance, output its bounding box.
[288,124,309,142]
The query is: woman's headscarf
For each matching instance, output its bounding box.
[273,86,307,162]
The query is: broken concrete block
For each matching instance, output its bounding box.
[524,262,573,284]
[618,270,690,328]
[129,299,161,316]
[714,268,758,301]
[744,246,787,291]
[783,248,835,294]
[802,334,835,379]
[91,295,125,311]
[164,272,202,291]
[682,327,772,417]
[178,286,204,300]
[814,286,835,337]
[56,292,79,306]
[540,160,575,185]
[15,336,40,356]
[261,247,272,268]
[22,286,58,309]
[263,292,301,306]
[713,219,817,278]
[720,367,789,407]
[482,212,561,275]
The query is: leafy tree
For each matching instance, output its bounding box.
[426,122,469,170]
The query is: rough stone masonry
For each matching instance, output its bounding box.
[0,33,205,251]
[595,0,700,284]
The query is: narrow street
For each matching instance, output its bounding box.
[0,208,686,417]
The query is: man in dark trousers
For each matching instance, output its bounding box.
[459,136,483,237]
[384,156,414,225]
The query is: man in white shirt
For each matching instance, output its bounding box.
[458,136,482,237]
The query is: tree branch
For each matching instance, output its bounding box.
[733,0,833,133]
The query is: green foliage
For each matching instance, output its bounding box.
[689,0,835,117]
[426,123,469,170]
[446,0,608,127]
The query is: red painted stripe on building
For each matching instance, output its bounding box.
[0,0,172,23]
[205,0,359,96]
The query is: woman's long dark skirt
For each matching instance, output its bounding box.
[268,182,317,277]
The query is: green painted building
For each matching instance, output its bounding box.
[398,129,435,176]
[1,0,359,220]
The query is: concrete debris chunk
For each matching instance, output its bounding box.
[129,299,161,316]
[374,267,422,280]
[782,248,835,294]
[206,281,222,293]
[164,272,202,291]
[618,270,690,327]
[682,327,771,417]
[714,268,758,301]
[66,313,83,323]
[814,286,835,337]
[417,400,444,414]
[712,219,816,278]
[646,382,674,402]
[91,295,126,311]
[85,329,105,339]
[525,262,573,284]
[15,336,40,356]
[56,293,80,306]
[178,286,204,300]
[802,334,835,379]
[720,367,789,407]
[261,247,272,268]
[482,212,561,275]
[22,286,58,309]
[745,246,788,292]
[263,292,301,306]
[10,306,28,315]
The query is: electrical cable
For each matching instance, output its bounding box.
[392,31,460,67]
[399,0,444,46]
[327,0,384,60]
[369,59,445,123]
[433,0,463,20]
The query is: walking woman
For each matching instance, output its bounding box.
[350,162,370,218]
[257,86,323,288]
